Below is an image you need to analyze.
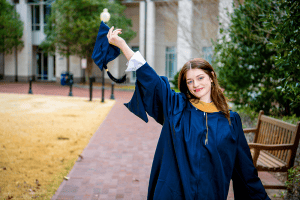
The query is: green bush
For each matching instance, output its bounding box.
[170,71,180,90]
[284,166,300,200]
[212,0,300,117]
[232,105,300,129]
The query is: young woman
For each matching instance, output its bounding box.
[107,27,270,200]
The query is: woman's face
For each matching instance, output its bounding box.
[186,68,213,103]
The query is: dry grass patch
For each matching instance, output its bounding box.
[0,93,115,199]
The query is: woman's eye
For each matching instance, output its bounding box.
[198,77,203,80]
[187,81,192,85]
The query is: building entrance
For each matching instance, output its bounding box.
[35,47,55,81]
[36,51,48,80]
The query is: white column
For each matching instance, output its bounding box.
[4,54,15,79]
[139,1,145,57]
[218,0,233,40]
[146,0,155,68]
[17,0,32,80]
[39,1,46,42]
[48,54,54,81]
[154,7,165,76]
[177,0,193,71]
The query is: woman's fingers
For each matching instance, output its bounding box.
[107,27,122,40]
[113,29,122,36]
[107,27,124,47]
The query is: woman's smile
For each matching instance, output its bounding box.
[194,88,203,92]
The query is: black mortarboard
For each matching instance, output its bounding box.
[92,21,126,83]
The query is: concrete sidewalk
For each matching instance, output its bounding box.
[0,82,286,199]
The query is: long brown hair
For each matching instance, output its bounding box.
[178,58,231,125]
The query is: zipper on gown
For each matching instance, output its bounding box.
[204,112,208,145]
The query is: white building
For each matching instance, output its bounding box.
[0,0,233,84]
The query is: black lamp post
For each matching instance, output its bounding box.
[100,8,111,103]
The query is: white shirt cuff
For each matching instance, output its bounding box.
[125,51,146,72]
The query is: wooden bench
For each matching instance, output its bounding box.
[243,110,300,189]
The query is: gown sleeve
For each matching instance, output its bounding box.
[231,112,271,200]
[124,62,186,125]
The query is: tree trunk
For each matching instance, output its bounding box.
[67,46,70,73]
[2,52,5,80]
[2,35,5,80]
[86,55,93,81]
[15,45,18,82]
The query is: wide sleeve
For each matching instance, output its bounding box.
[231,112,271,200]
[124,62,186,125]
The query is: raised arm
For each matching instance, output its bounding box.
[107,27,186,124]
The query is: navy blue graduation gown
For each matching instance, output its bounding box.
[125,63,270,200]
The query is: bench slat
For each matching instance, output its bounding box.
[259,155,277,168]
[260,151,286,167]
[260,115,296,132]
[278,127,285,160]
[258,121,266,144]
[273,125,280,157]
[250,150,286,169]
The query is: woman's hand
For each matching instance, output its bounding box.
[107,26,125,49]
[107,26,134,61]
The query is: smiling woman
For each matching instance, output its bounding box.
[105,25,271,200]
[178,58,231,123]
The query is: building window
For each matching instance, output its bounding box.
[202,46,213,64]
[31,5,40,31]
[165,46,177,80]
[43,4,51,25]
[131,46,139,82]
[30,0,51,31]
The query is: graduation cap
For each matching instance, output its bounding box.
[92,21,126,83]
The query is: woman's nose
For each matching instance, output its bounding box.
[193,80,199,88]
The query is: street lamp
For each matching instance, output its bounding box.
[100,8,111,103]
[100,8,110,23]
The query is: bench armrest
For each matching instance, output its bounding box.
[243,128,257,133]
[248,143,294,150]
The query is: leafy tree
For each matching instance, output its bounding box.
[41,0,136,79]
[263,0,300,116]
[0,0,24,66]
[212,0,299,116]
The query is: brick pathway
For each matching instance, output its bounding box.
[0,82,286,200]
